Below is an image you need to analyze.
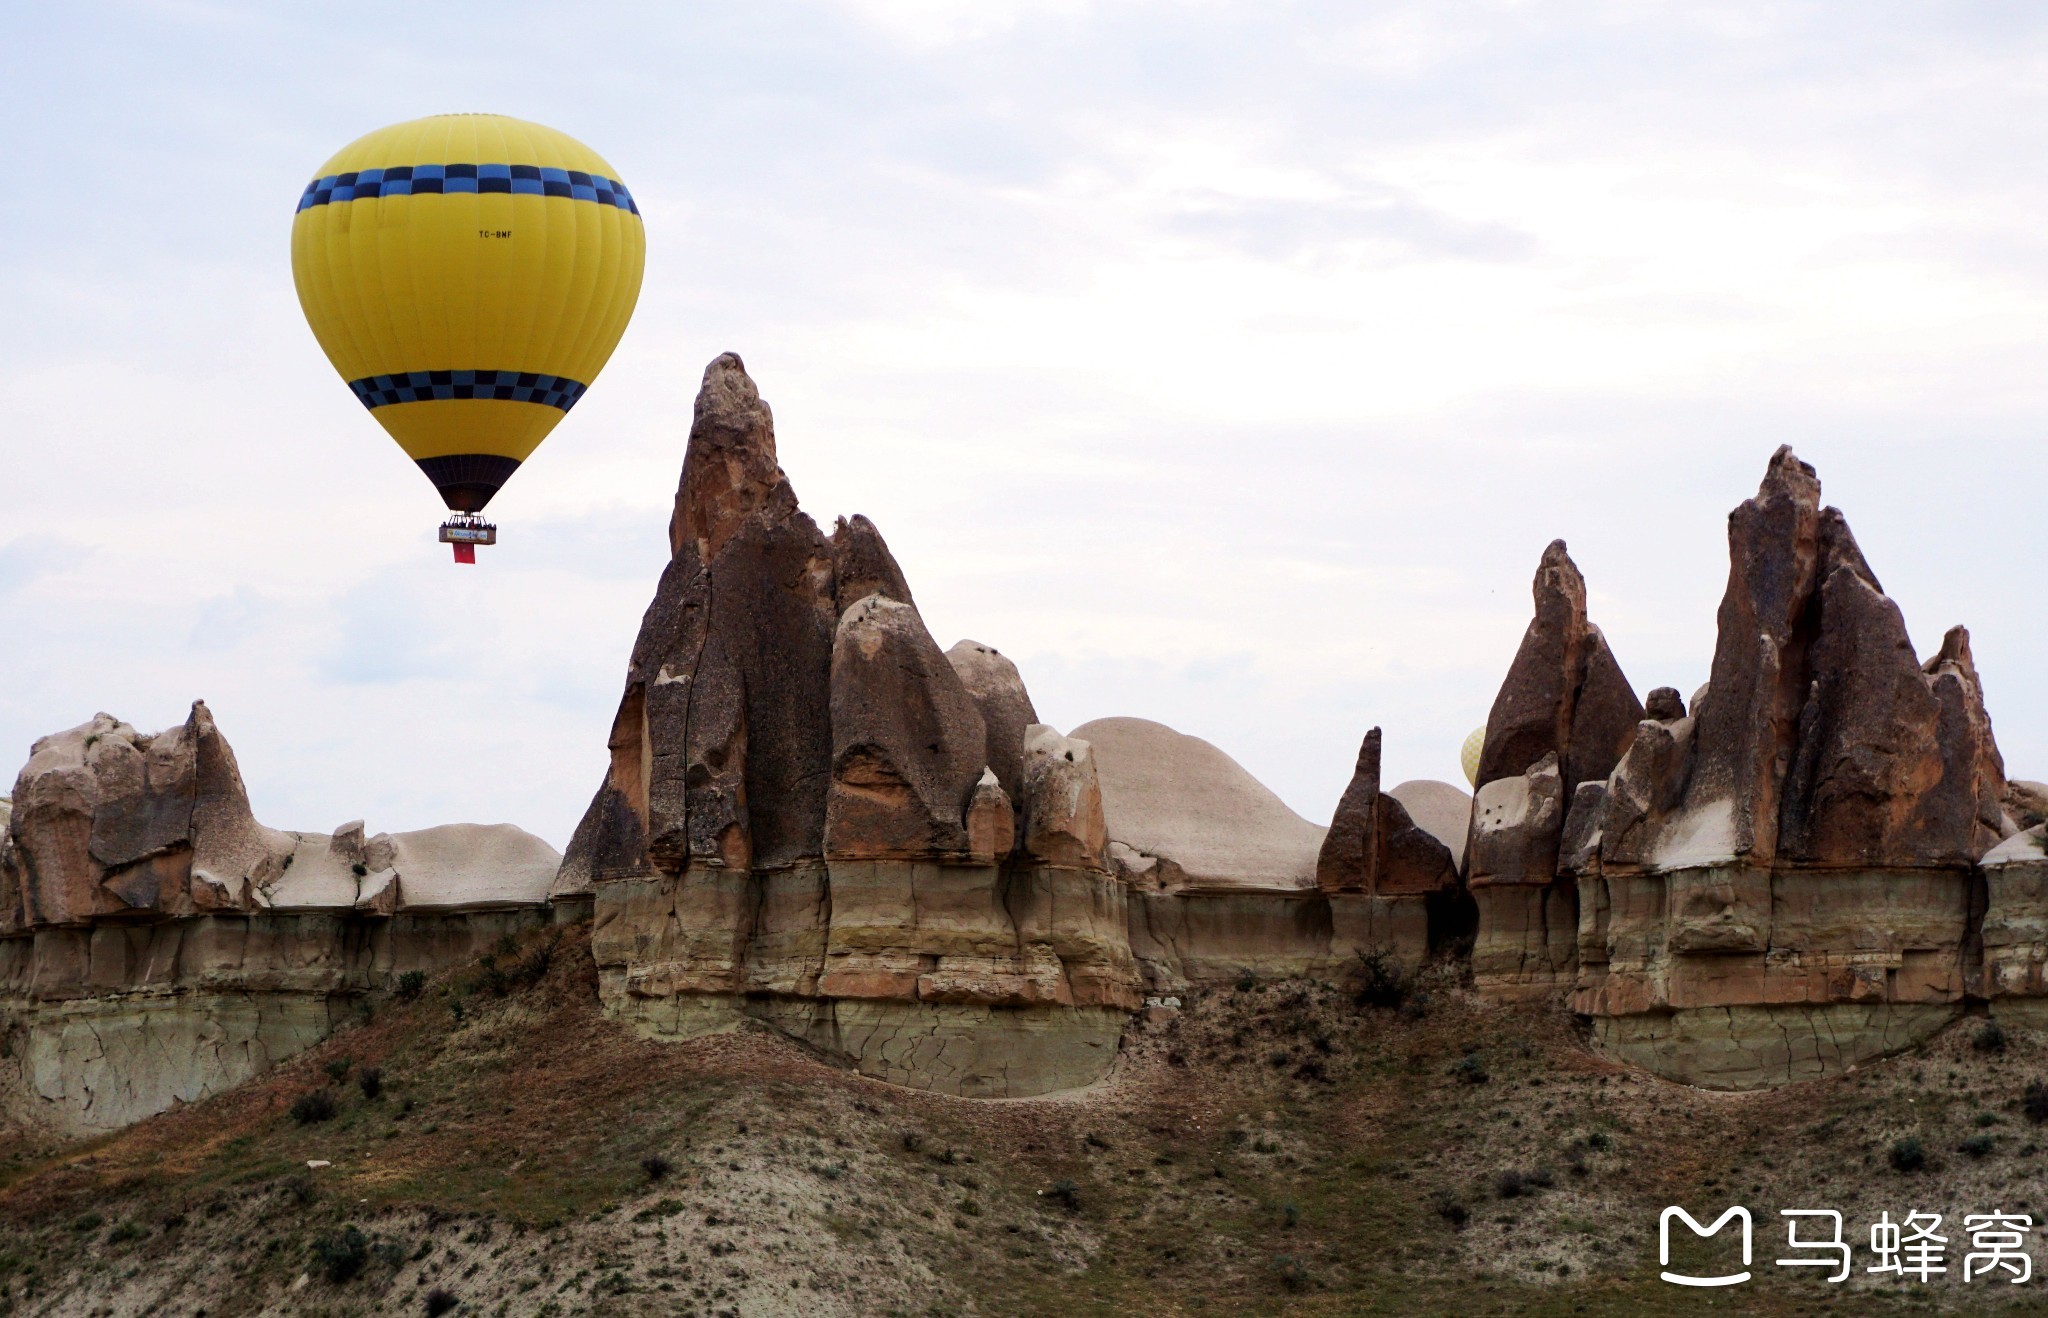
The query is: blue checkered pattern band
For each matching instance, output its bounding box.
[348,370,589,411]
[298,165,639,214]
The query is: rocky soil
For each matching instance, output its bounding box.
[6,930,2048,1315]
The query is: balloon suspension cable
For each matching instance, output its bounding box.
[438,513,497,565]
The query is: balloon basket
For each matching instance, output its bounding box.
[438,515,497,565]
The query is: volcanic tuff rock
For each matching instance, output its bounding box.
[5,703,294,930]
[826,593,990,860]
[1017,724,1108,871]
[1385,780,1473,869]
[575,357,1473,1085]
[574,355,1140,1097]
[1316,729,1459,899]
[0,706,558,1133]
[947,641,1040,810]
[1569,448,2014,1086]
[1467,541,1642,999]
[1078,716,1326,891]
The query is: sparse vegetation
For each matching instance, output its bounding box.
[312,1225,369,1283]
[7,922,2046,1315]
[1352,948,1407,1008]
[325,1056,353,1083]
[1890,1136,1928,1173]
[1960,1133,1996,1158]
[291,1089,338,1124]
[1975,1021,2009,1054]
[1273,1253,1311,1292]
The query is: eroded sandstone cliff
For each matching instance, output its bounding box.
[562,356,1468,1097]
[1462,447,2019,1087]
[0,708,558,1133]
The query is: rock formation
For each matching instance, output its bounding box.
[1385,780,1472,869]
[1,705,558,1133]
[1467,541,1643,999]
[569,355,1140,1098]
[570,356,1488,1090]
[1078,716,1326,891]
[946,642,1039,811]
[1311,729,1463,961]
[1568,448,2012,1086]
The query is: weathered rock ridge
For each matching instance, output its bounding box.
[568,357,1451,1097]
[1466,541,1644,1000]
[1,707,559,1133]
[1461,447,2024,1087]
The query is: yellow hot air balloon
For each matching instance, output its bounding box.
[291,114,646,561]
[1460,725,1486,789]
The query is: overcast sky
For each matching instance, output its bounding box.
[5,2,2048,848]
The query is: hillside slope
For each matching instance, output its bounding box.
[4,930,2048,1315]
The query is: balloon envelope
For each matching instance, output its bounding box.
[291,114,646,512]
[1460,725,1486,789]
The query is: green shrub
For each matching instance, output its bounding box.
[1273,1254,1310,1292]
[396,970,427,1000]
[640,1155,672,1182]
[1890,1137,1927,1173]
[1453,1055,1490,1085]
[424,1289,459,1316]
[291,1090,338,1124]
[358,1067,382,1100]
[1960,1134,1996,1159]
[1976,1022,2009,1054]
[1047,1180,1081,1211]
[105,1221,145,1245]
[2026,1082,2048,1124]
[1352,948,1406,1009]
[325,1057,352,1084]
[313,1225,369,1283]
[71,1212,104,1233]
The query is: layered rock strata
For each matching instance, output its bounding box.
[1468,541,1644,999]
[0,707,558,1133]
[566,355,1139,1098]
[1565,448,2012,1086]
[1082,717,1457,987]
[569,356,1477,1093]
